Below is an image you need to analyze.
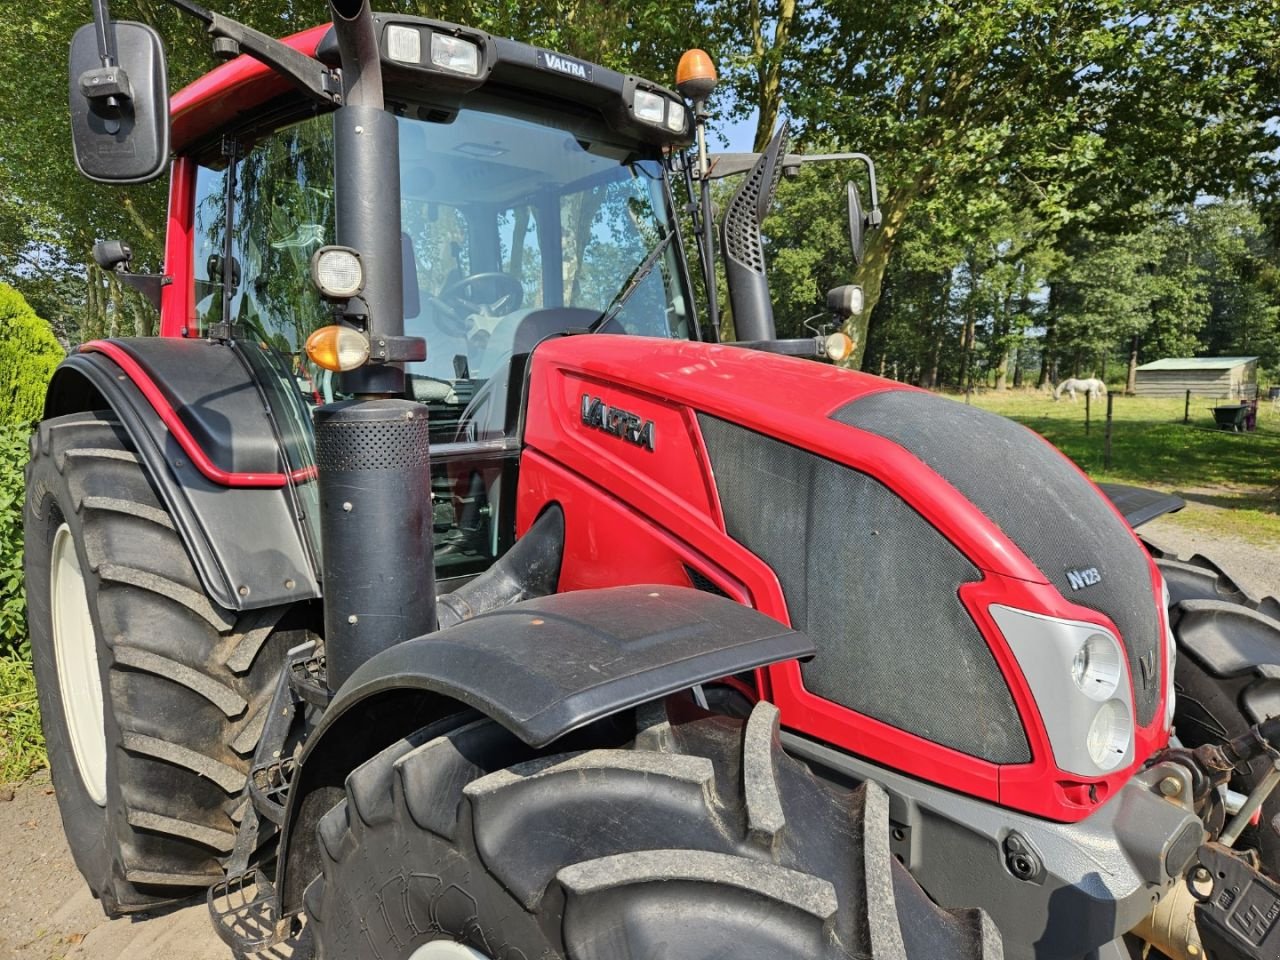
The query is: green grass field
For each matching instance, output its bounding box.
[954,388,1280,545]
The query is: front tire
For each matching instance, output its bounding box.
[24,411,303,912]
[306,700,1001,959]
[1154,548,1280,870]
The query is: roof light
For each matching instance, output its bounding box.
[305,325,370,373]
[310,246,363,300]
[431,33,480,77]
[633,89,666,126]
[666,100,687,133]
[386,25,422,64]
[676,48,717,101]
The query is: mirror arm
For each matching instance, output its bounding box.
[708,150,883,227]
[162,0,342,105]
[90,0,119,66]
[83,0,133,109]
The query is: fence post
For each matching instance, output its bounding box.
[1185,389,1191,424]
[1104,392,1114,470]
[1085,391,1091,435]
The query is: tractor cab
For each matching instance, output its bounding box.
[168,15,701,582]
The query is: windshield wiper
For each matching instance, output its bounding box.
[588,230,675,333]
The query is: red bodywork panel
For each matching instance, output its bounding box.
[517,335,1170,823]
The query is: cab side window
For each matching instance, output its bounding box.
[192,116,335,359]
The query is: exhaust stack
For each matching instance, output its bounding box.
[319,1,436,691]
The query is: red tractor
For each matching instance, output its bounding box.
[26,2,1280,958]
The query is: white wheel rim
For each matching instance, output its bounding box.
[50,523,108,806]
[408,943,490,960]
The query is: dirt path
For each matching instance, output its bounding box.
[1,527,1274,960]
[0,770,243,960]
[1141,515,1279,600]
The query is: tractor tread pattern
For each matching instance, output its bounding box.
[77,494,175,530]
[121,733,248,794]
[127,810,237,853]
[307,702,1002,959]
[113,645,247,718]
[95,562,235,632]
[25,412,297,912]
[1155,543,1280,873]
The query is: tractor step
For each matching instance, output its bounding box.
[207,868,292,954]
[248,756,296,825]
[288,652,331,707]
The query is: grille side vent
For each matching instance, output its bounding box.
[684,565,731,599]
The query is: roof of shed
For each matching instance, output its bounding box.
[1135,357,1258,372]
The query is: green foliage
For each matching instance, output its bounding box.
[0,653,44,783]
[0,424,30,655]
[0,284,63,424]
[968,390,1280,490]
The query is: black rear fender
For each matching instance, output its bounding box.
[276,585,815,911]
[42,338,319,611]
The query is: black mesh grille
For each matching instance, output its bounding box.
[314,404,431,471]
[685,565,731,598]
[833,391,1162,726]
[697,414,1030,763]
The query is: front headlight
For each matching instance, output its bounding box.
[991,605,1135,777]
[1072,633,1123,700]
[1087,700,1133,770]
[1162,574,1177,730]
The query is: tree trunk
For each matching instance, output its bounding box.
[995,347,1011,390]
[1037,286,1057,388]
[846,185,914,369]
[1126,333,1139,394]
[749,0,797,151]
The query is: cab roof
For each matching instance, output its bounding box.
[170,16,691,155]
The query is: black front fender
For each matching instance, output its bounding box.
[277,584,814,911]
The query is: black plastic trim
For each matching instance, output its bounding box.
[1097,482,1185,529]
[43,345,319,611]
[331,585,811,748]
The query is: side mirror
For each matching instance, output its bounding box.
[68,21,170,184]
[847,181,866,265]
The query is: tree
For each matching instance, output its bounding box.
[772,0,1280,368]
[0,283,65,423]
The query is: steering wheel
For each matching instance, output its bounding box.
[439,272,524,318]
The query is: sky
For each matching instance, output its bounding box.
[709,106,760,153]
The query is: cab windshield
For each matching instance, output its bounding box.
[192,92,693,581]
[194,94,693,440]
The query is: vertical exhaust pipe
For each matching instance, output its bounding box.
[318,0,437,691]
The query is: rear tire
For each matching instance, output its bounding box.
[306,700,1001,959]
[24,411,304,912]
[1153,548,1280,871]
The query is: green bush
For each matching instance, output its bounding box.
[0,283,63,425]
[0,653,42,783]
[0,424,28,655]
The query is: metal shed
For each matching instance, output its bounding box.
[1133,356,1259,399]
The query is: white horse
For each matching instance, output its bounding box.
[1053,377,1107,401]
